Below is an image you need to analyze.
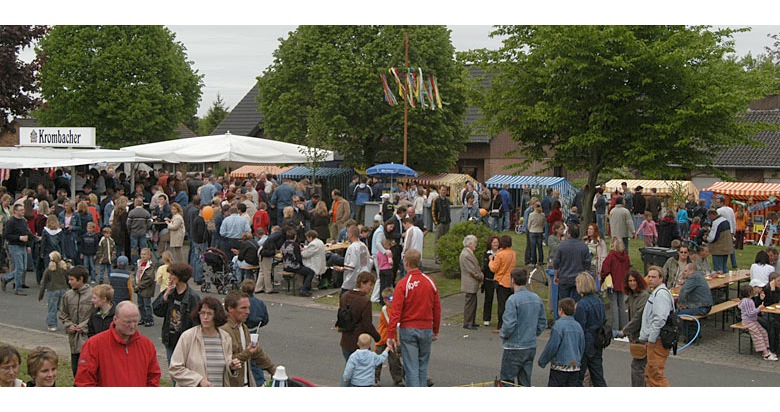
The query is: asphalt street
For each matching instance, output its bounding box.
[1,279,779,387]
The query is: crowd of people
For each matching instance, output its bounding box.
[3,168,780,388]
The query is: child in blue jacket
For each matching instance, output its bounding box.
[538,298,585,387]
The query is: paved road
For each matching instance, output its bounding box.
[1,278,779,387]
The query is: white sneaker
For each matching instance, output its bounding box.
[764,353,778,361]
[483,321,490,326]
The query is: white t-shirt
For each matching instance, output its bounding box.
[750,263,774,287]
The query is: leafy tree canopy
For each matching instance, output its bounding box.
[464,25,776,225]
[0,25,48,130]
[257,25,470,172]
[36,25,203,148]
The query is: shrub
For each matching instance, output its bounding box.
[435,221,498,279]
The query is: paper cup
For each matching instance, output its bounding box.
[250,333,258,345]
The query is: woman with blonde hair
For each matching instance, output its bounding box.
[573,272,607,387]
[310,201,330,242]
[40,214,64,276]
[25,346,58,387]
[38,251,70,332]
[166,202,186,263]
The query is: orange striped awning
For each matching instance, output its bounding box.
[705,181,780,201]
[230,164,293,179]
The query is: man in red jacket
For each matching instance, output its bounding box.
[75,301,160,387]
[387,249,441,387]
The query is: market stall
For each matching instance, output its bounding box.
[605,179,698,202]
[278,166,354,205]
[404,172,475,205]
[486,175,577,213]
[705,181,780,245]
[230,164,293,180]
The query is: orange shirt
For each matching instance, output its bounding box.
[736,213,748,232]
[488,248,517,288]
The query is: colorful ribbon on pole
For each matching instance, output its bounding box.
[380,67,445,109]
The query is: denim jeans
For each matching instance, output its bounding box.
[489,216,501,232]
[502,211,511,232]
[4,244,27,291]
[130,234,146,262]
[678,306,710,341]
[712,255,728,273]
[190,241,207,283]
[98,263,111,283]
[557,282,582,303]
[729,251,738,269]
[678,221,689,240]
[398,327,433,387]
[251,359,266,386]
[529,232,544,265]
[46,289,66,328]
[577,349,607,387]
[608,289,628,332]
[499,347,536,387]
[137,295,153,323]
[548,369,579,387]
[83,255,96,282]
[596,214,605,240]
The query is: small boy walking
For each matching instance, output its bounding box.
[537,298,585,387]
[342,333,389,387]
[374,287,404,386]
[95,226,116,284]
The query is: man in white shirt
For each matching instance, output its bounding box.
[336,225,372,295]
[713,194,737,269]
[402,217,424,262]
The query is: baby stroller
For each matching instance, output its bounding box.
[201,247,239,295]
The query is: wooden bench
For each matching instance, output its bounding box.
[281,271,297,295]
[241,265,260,281]
[680,299,739,330]
[729,322,754,354]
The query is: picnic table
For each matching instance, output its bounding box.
[671,269,750,299]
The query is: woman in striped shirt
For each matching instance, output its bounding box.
[169,296,239,386]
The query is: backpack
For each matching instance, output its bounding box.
[335,303,356,332]
[594,319,612,349]
[659,309,680,353]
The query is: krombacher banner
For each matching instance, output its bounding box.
[19,127,96,148]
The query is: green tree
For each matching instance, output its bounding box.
[198,93,230,135]
[0,25,48,131]
[257,25,469,172]
[465,25,776,227]
[36,25,203,148]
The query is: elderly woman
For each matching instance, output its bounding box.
[166,202,186,263]
[302,230,327,288]
[574,272,608,387]
[488,235,516,332]
[460,235,484,330]
[0,345,24,387]
[168,296,239,387]
[26,346,59,387]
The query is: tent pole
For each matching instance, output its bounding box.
[70,165,76,202]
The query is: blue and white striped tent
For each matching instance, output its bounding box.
[485,175,577,214]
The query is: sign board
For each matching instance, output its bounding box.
[19,127,96,148]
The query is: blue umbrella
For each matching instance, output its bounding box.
[366,163,418,196]
[365,162,418,178]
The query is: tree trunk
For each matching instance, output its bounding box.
[579,169,601,235]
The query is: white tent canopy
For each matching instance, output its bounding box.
[121,132,334,164]
[0,147,165,169]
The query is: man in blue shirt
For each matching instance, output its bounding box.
[499,184,512,232]
[199,176,217,205]
[269,178,295,225]
[499,268,547,387]
[220,206,252,254]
